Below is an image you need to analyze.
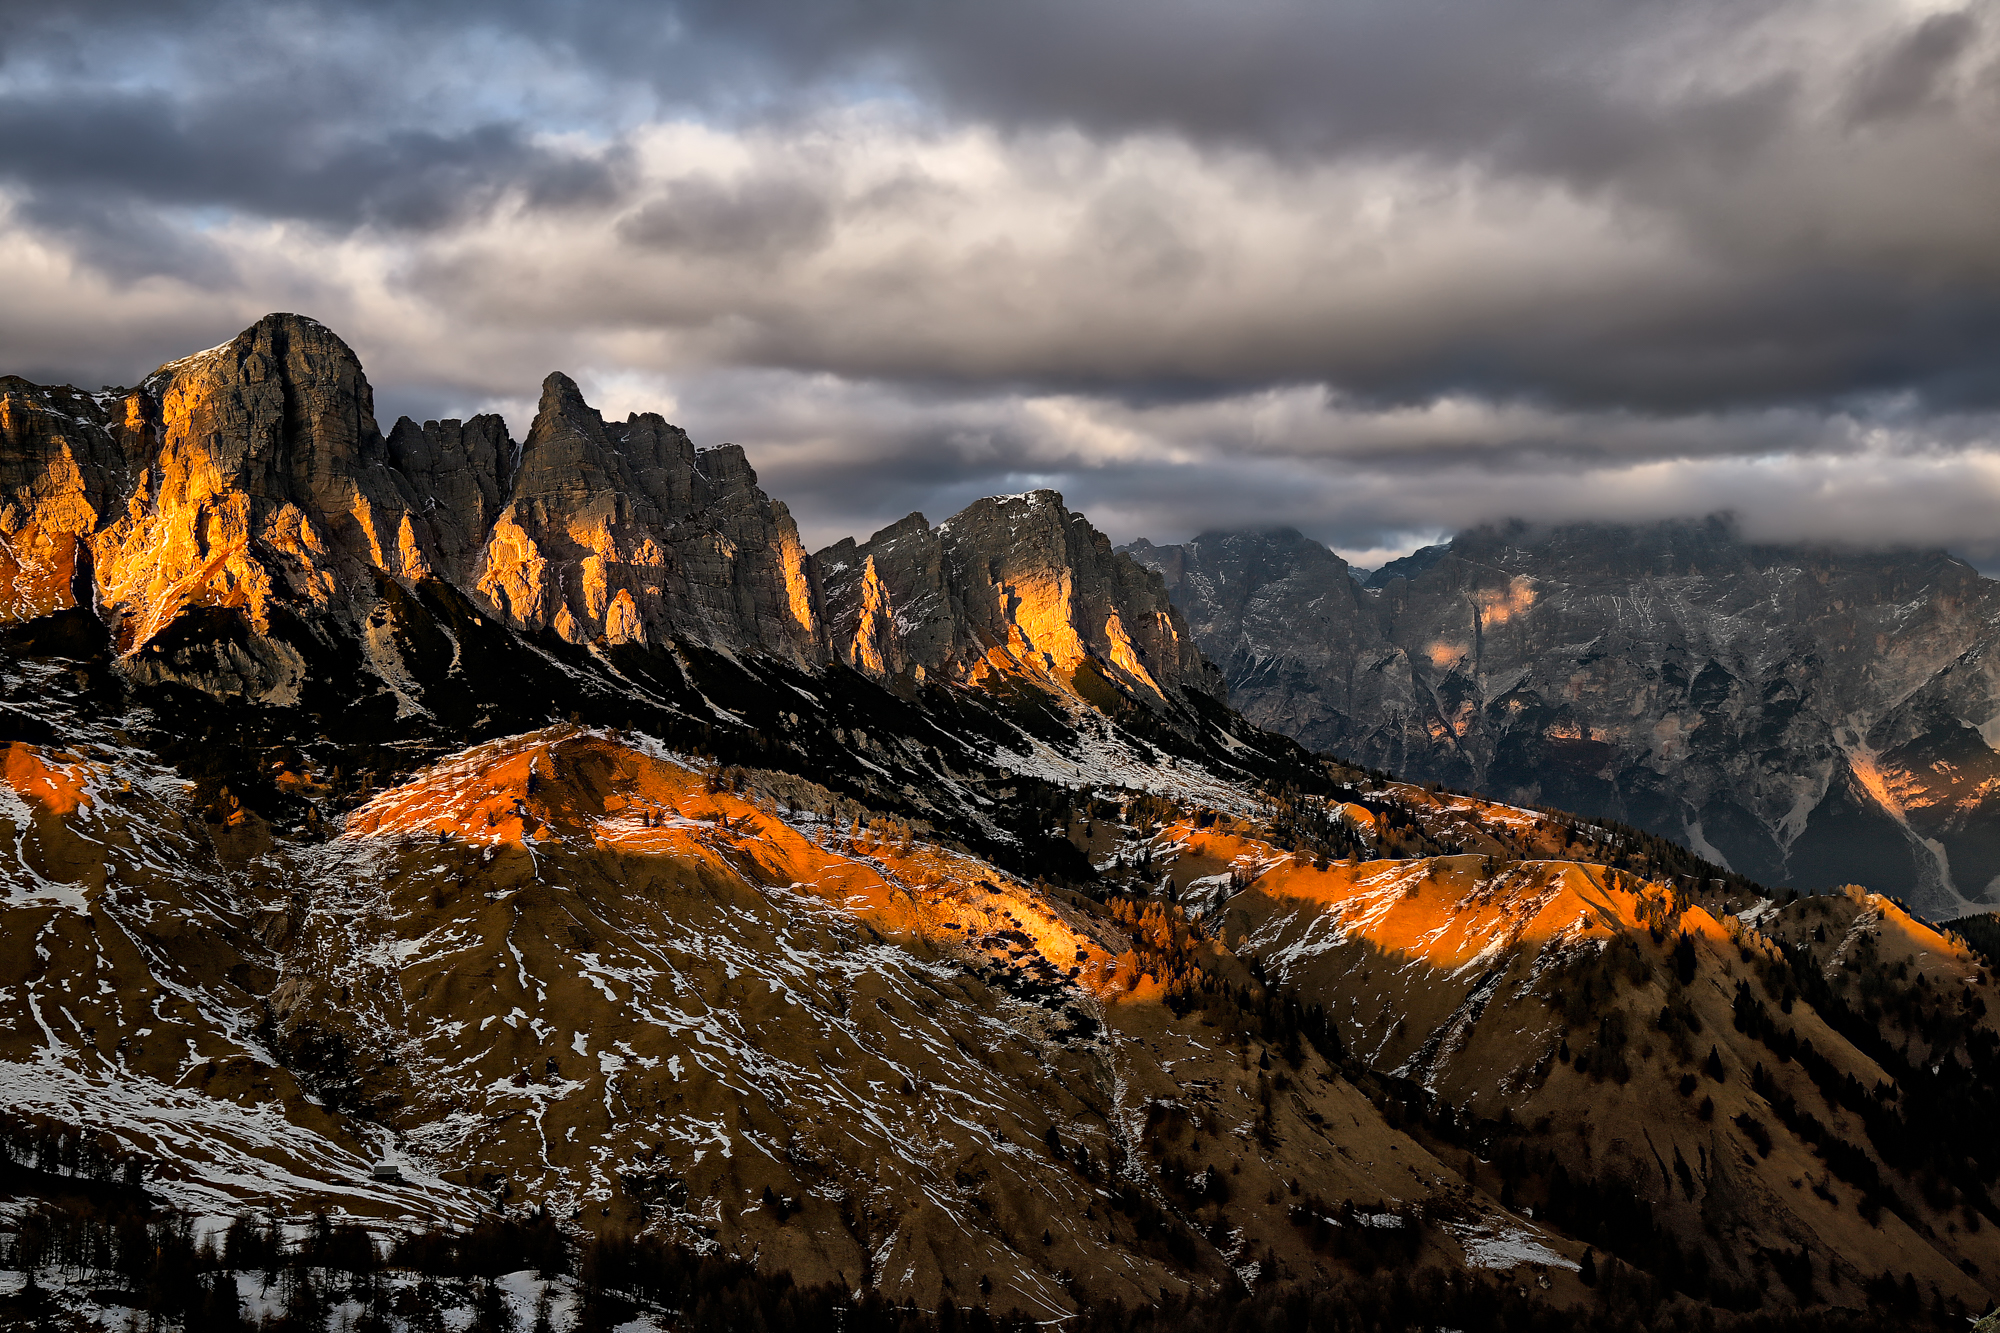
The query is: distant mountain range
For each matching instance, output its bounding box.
[4,316,1999,1329]
[1123,522,2000,919]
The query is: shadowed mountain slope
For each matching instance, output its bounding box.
[1086,769,2000,1313]
[1123,522,2000,917]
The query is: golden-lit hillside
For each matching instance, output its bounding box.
[3,727,1613,1315]
[1066,785,2000,1313]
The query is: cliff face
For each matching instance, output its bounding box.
[2,316,1213,721]
[1124,521,2000,916]
[0,315,829,703]
[816,492,1221,705]
[1121,528,1389,730]
[459,372,823,657]
[0,314,1274,889]
[0,380,150,625]
[108,315,431,699]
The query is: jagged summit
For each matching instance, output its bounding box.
[2,315,1213,714]
[0,315,1291,889]
[816,489,1218,705]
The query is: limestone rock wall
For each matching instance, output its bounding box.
[385,412,516,586]
[2,315,1228,720]
[473,372,823,657]
[0,378,150,623]
[0,314,832,700]
[817,491,1220,704]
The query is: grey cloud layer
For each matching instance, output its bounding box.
[1,0,1997,562]
[630,369,2000,568]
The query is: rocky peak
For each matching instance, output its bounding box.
[474,372,821,659]
[384,413,515,586]
[3,317,1218,725]
[0,315,830,701]
[140,312,391,496]
[514,371,627,503]
[817,490,1220,705]
[96,314,435,699]
[0,378,151,623]
[1359,541,1448,590]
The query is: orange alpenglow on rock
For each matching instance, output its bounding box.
[0,317,834,700]
[1076,788,2000,1311]
[1,742,98,817]
[1119,520,2000,914]
[1,314,1219,718]
[814,492,1219,704]
[345,726,1131,1000]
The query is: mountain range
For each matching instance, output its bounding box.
[2,315,1997,1330]
[1123,523,2000,920]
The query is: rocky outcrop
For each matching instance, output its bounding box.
[384,411,516,585]
[0,379,149,624]
[817,491,1220,705]
[3,316,429,700]
[0,314,829,703]
[1,314,1229,766]
[1124,520,2000,915]
[107,315,435,700]
[470,372,822,658]
[1121,528,1391,735]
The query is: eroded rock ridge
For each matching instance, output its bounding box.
[1,314,1207,713]
[816,493,1219,703]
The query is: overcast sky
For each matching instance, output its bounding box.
[3,0,1997,567]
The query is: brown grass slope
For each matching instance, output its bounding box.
[0,741,465,1219]
[1094,791,2000,1314]
[4,726,1585,1315]
[13,709,1996,1321]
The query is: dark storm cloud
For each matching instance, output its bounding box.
[642,0,2000,413]
[1847,9,1981,122]
[619,173,833,259]
[4,0,2000,565]
[0,88,621,233]
[0,0,629,281]
[5,1,1997,407]
[10,188,237,286]
[667,0,1726,161]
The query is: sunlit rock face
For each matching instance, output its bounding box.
[817,492,1221,705]
[0,316,430,700]
[108,315,432,700]
[1125,520,2000,915]
[462,371,824,658]
[1,315,1208,719]
[0,314,828,702]
[0,313,1292,894]
[0,377,148,624]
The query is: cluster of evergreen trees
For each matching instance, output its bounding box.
[1,1193,1970,1332]
[0,1112,147,1196]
